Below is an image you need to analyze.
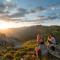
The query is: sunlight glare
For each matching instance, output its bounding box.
[0,21,16,29]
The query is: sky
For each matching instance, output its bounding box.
[0,0,60,28]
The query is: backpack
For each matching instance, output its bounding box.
[35,47,41,56]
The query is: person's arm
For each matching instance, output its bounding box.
[52,37,56,44]
[48,37,51,41]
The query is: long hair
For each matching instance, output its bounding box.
[37,34,44,44]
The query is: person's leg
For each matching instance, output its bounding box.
[38,54,42,60]
[42,55,48,60]
[45,55,48,60]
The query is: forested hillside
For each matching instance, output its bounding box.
[0,25,60,44]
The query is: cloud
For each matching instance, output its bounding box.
[0,2,5,8]
[25,15,58,22]
[48,3,60,7]
[48,3,60,10]
[10,14,59,23]
[0,0,16,15]
[24,15,58,22]
[11,6,45,18]
[0,1,29,22]
[0,16,13,22]
[29,6,46,13]
[38,15,58,20]
[0,0,60,24]
[8,8,28,18]
[0,2,5,13]
[28,3,60,15]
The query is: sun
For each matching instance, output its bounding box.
[0,21,9,29]
[0,21,19,30]
[0,21,15,29]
